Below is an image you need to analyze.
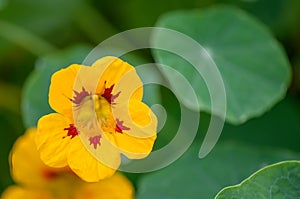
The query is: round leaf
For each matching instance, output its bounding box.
[152,6,291,124]
[215,161,300,199]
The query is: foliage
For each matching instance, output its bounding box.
[0,0,300,198]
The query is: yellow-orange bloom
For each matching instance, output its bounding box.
[1,129,134,199]
[36,56,157,182]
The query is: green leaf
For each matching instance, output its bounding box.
[21,44,92,128]
[136,142,300,199]
[215,161,300,199]
[152,6,291,124]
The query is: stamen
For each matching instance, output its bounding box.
[89,135,101,149]
[63,124,79,139]
[115,119,130,134]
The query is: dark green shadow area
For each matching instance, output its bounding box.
[221,94,300,152]
[0,108,23,193]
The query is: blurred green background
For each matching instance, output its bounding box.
[0,0,300,197]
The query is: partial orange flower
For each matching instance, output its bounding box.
[36,56,157,182]
[1,128,134,199]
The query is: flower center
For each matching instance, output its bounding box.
[67,84,130,149]
[93,95,130,134]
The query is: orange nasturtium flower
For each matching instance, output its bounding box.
[1,129,134,199]
[36,56,157,182]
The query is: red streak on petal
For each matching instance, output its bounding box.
[89,135,101,149]
[101,81,121,104]
[115,119,130,134]
[70,87,90,105]
[111,91,121,103]
[63,124,79,139]
[42,169,59,180]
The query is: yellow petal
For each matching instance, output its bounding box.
[36,113,74,168]
[92,56,143,101]
[10,128,51,188]
[114,131,157,159]
[74,173,134,199]
[49,64,80,116]
[1,186,54,199]
[112,100,157,159]
[67,136,120,182]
